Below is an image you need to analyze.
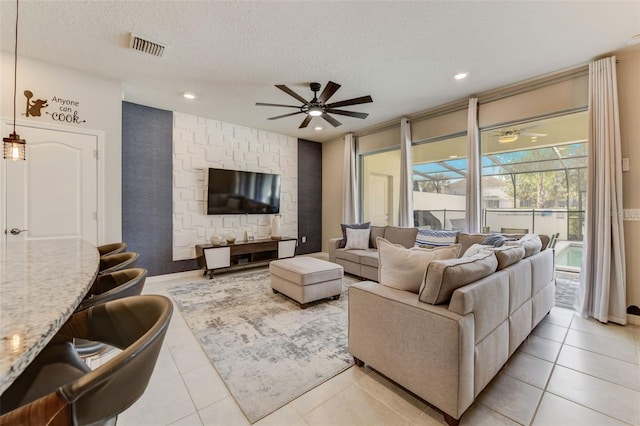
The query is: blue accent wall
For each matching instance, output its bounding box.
[122,102,197,275]
[297,139,322,254]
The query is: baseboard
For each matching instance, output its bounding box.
[627,313,640,325]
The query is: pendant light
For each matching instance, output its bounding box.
[3,0,26,161]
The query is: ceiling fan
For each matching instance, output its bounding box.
[256,81,373,129]
[495,126,548,144]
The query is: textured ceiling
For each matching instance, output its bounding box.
[1,1,638,142]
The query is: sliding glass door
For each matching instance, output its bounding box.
[411,134,467,230]
[479,111,588,271]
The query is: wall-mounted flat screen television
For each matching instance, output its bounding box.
[207,168,281,214]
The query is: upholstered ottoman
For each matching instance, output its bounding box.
[269,257,344,308]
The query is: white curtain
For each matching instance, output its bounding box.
[575,56,626,325]
[342,133,358,223]
[398,118,414,227]
[465,97,481,233]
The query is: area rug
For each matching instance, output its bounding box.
[168,267,360,423]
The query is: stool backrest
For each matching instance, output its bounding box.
[99,252,139,274]
[62,295,172,424]
[97,242,128,257]
[77,268,148,312]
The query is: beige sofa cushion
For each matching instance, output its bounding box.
[377,237,458,293]
[359,251,379,267]
[461,244,524,271]
[461,243,486,257]
[369,226,386,249]
[505,234,542,258]
[383,226,419,249]
[490,245,526,270]
[456,233,488,256]
[419,251,498,304]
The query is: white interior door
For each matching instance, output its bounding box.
[369,173,391,226]
[4,125,98,244]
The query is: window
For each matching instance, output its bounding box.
[411,134,466,230]
[479,111,587,240]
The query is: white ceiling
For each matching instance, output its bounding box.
[1,1,638,142]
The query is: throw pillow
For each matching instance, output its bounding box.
[490,245,526,270]
[481,233,508,247]
[415,229,459,247]
[419,251,498,304]
[377,237,458,293]
[462,243,487,258]
[339,222,370,248]
[344,227,371,250]
[505,234,542,258]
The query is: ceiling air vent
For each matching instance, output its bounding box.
[129,33,165,57]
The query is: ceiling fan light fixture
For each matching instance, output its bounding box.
[308,106,323,117]
[498,134,519,144]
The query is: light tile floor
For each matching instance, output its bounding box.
[106,270,640,426]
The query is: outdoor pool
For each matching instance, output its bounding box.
[556,244,583,271]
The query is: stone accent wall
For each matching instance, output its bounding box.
[172,112,298,260]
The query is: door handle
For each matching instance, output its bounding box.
[8,228,28,235]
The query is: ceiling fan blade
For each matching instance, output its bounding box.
[326,95,373,109]
[256,102,301,108]
[325,109,369,119]
[299,115,312,129]
[318,81,341,103]
[322,113,342,127]
[268,111,304,120]
[275,84,310,105]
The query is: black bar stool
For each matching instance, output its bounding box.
[99,252,139,275]
[0,295,173,425]
[97,242,128,258]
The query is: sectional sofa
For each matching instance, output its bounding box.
[346,234,555,426]
[329,228,550,281]
[328,225,419,281]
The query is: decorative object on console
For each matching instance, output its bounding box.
[271,214,281,239]
[210,234,223,245]
[225,233,236,244]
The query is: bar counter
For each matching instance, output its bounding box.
[0,238,99,394]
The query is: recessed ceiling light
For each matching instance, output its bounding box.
[183,92,196,100]
[314,126,322,131]
[454,72,469,80]
[449,155,458,159]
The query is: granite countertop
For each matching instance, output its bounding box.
[0,238,99,394]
